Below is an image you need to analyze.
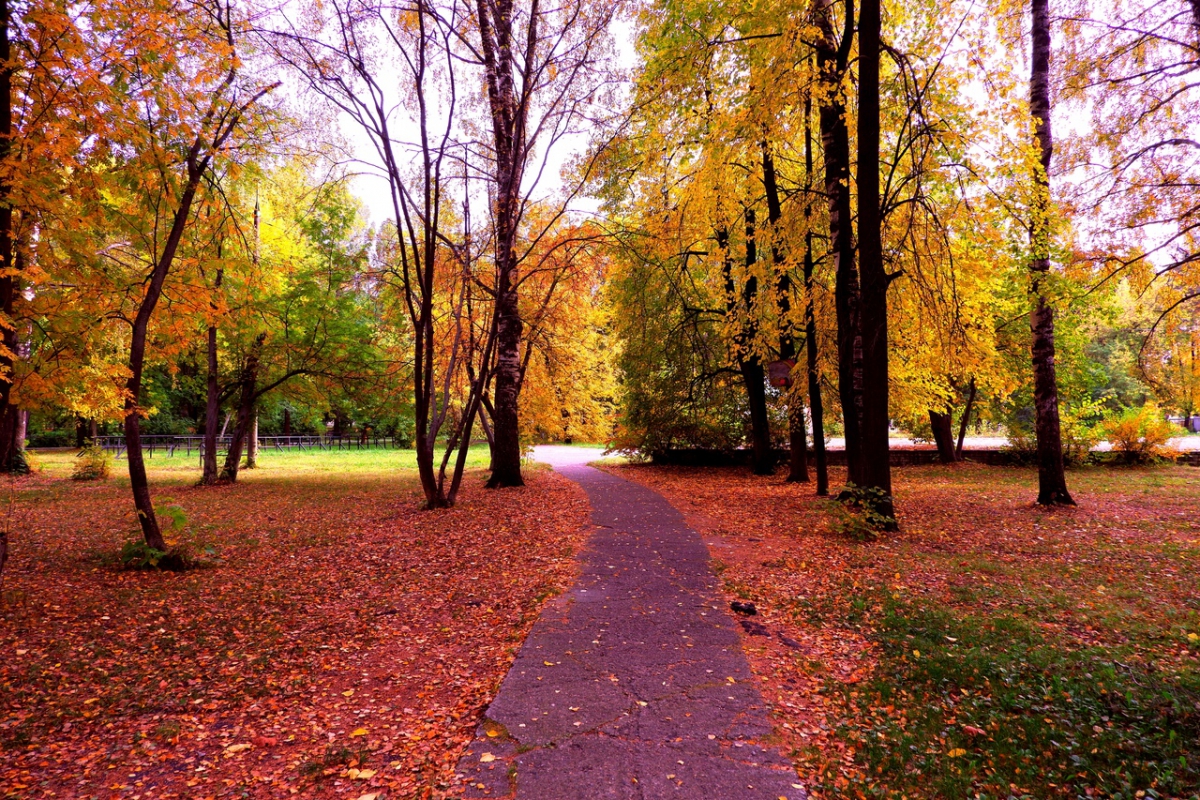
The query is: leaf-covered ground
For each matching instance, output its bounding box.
[609,461,1200,799]
[1,448,590,799]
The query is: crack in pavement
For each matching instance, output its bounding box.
[455,451,806,799]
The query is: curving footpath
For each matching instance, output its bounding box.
[455,446,806,800]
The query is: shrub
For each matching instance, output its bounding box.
[71,443,112,480]
[118,500,204,571]
[1101,404,1177,464]
[831,483,897,541]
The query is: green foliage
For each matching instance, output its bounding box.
[836,596,1200,798]
[1101,405,1178,464]
[830,483,897,541]
[6,449,32,475]
[71,443,112,481]
[119,499,197,570]
[1003,396,1104,467]
[118,537,173,570]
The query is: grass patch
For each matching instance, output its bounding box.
[838,596,1200,798]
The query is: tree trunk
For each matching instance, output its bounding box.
[475,0,529,490]
[75,416,87,449]
[246,412,258,468]
[956,377,976,459]
[1029,0,1075,505]
[743,210,773,475]
[763,143,809,482]
[126,172,206,551]
[803,91,829,496]
[857,0,896,526]
[929,410,957,464]
[816,0,863,488]
[0,0,20,474]
[201,263,223,485]
[282,407,291,435]
[15,408,25,450]
[201,324,221,485]
[220,334,264,483]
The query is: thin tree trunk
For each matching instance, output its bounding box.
[857,0,896,526]
[816,0,862,488]
[803,89,829,496]
[220,334,264,483]
[929,410,957,463]
[246,412,258,468]
[763,143,808,482]
[201,268,223,485]
[743,209,773,475]
[1029,0,1074,505]
[0,0,20,474]
[126,172,206,551]
[956,377,976,459]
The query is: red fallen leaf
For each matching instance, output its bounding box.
[961,725,987,736]
[2,464,590,798]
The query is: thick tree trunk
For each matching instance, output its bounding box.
[475,0,530,490]
[220,334,264,483]
[956,377,976,459]
[75,416,87,448]
[803,91,829,496]
[857,0,896,526]
[929,410,957,464]
[816,0,862,488]
[1029,0,1075,505]
[763,144,809,483]
[487,275,524,487]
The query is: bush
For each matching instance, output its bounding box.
[71,443,112,480]
[1101,404,1177,464]
[830,483,897,541]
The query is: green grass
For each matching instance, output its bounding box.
[29,444,494,484]
[837,596,1200,799]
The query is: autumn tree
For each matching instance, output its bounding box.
[464,0,623,488]
[266,0,493,507]
[102,0,275,547]
[1024,0,1074,504]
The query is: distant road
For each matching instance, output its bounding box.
[824,436,1200,452]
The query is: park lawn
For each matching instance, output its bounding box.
[1,447,589,799]
[610,461,1200,800]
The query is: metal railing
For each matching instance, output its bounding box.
[96,434,410,459]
